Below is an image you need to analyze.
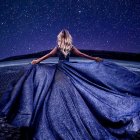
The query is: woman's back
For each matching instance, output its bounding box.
[57,45,73,62]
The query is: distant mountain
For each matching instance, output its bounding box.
[0,50,140,62]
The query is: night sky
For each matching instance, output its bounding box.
[0,0,139,59]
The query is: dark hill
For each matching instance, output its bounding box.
[0,50,140,62]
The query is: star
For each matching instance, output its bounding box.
[78,10,82,14]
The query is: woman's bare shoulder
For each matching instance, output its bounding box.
[71,45,77,50]
[71,45,80,51]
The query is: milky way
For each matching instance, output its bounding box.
[0,0,139,59]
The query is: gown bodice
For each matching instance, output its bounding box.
[57,46,73,62]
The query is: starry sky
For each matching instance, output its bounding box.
[0,0,139,59]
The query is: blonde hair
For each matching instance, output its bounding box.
[57,29,73,57]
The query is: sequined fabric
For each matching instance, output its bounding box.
[0,51,140,139]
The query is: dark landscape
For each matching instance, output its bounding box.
[0,50,140,62]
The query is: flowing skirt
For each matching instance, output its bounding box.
[0,60,140,140]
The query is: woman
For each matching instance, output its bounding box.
[0,29,140,140]
[31,29,103,65]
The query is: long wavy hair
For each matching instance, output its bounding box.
[57,29,73,57]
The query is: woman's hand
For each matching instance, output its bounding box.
[31,59,40,65]
[94,57,103,62]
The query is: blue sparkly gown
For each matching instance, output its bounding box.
[0,46,140,140]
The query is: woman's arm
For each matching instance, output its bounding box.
[31,47,58,64]
[72,46,103,62]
